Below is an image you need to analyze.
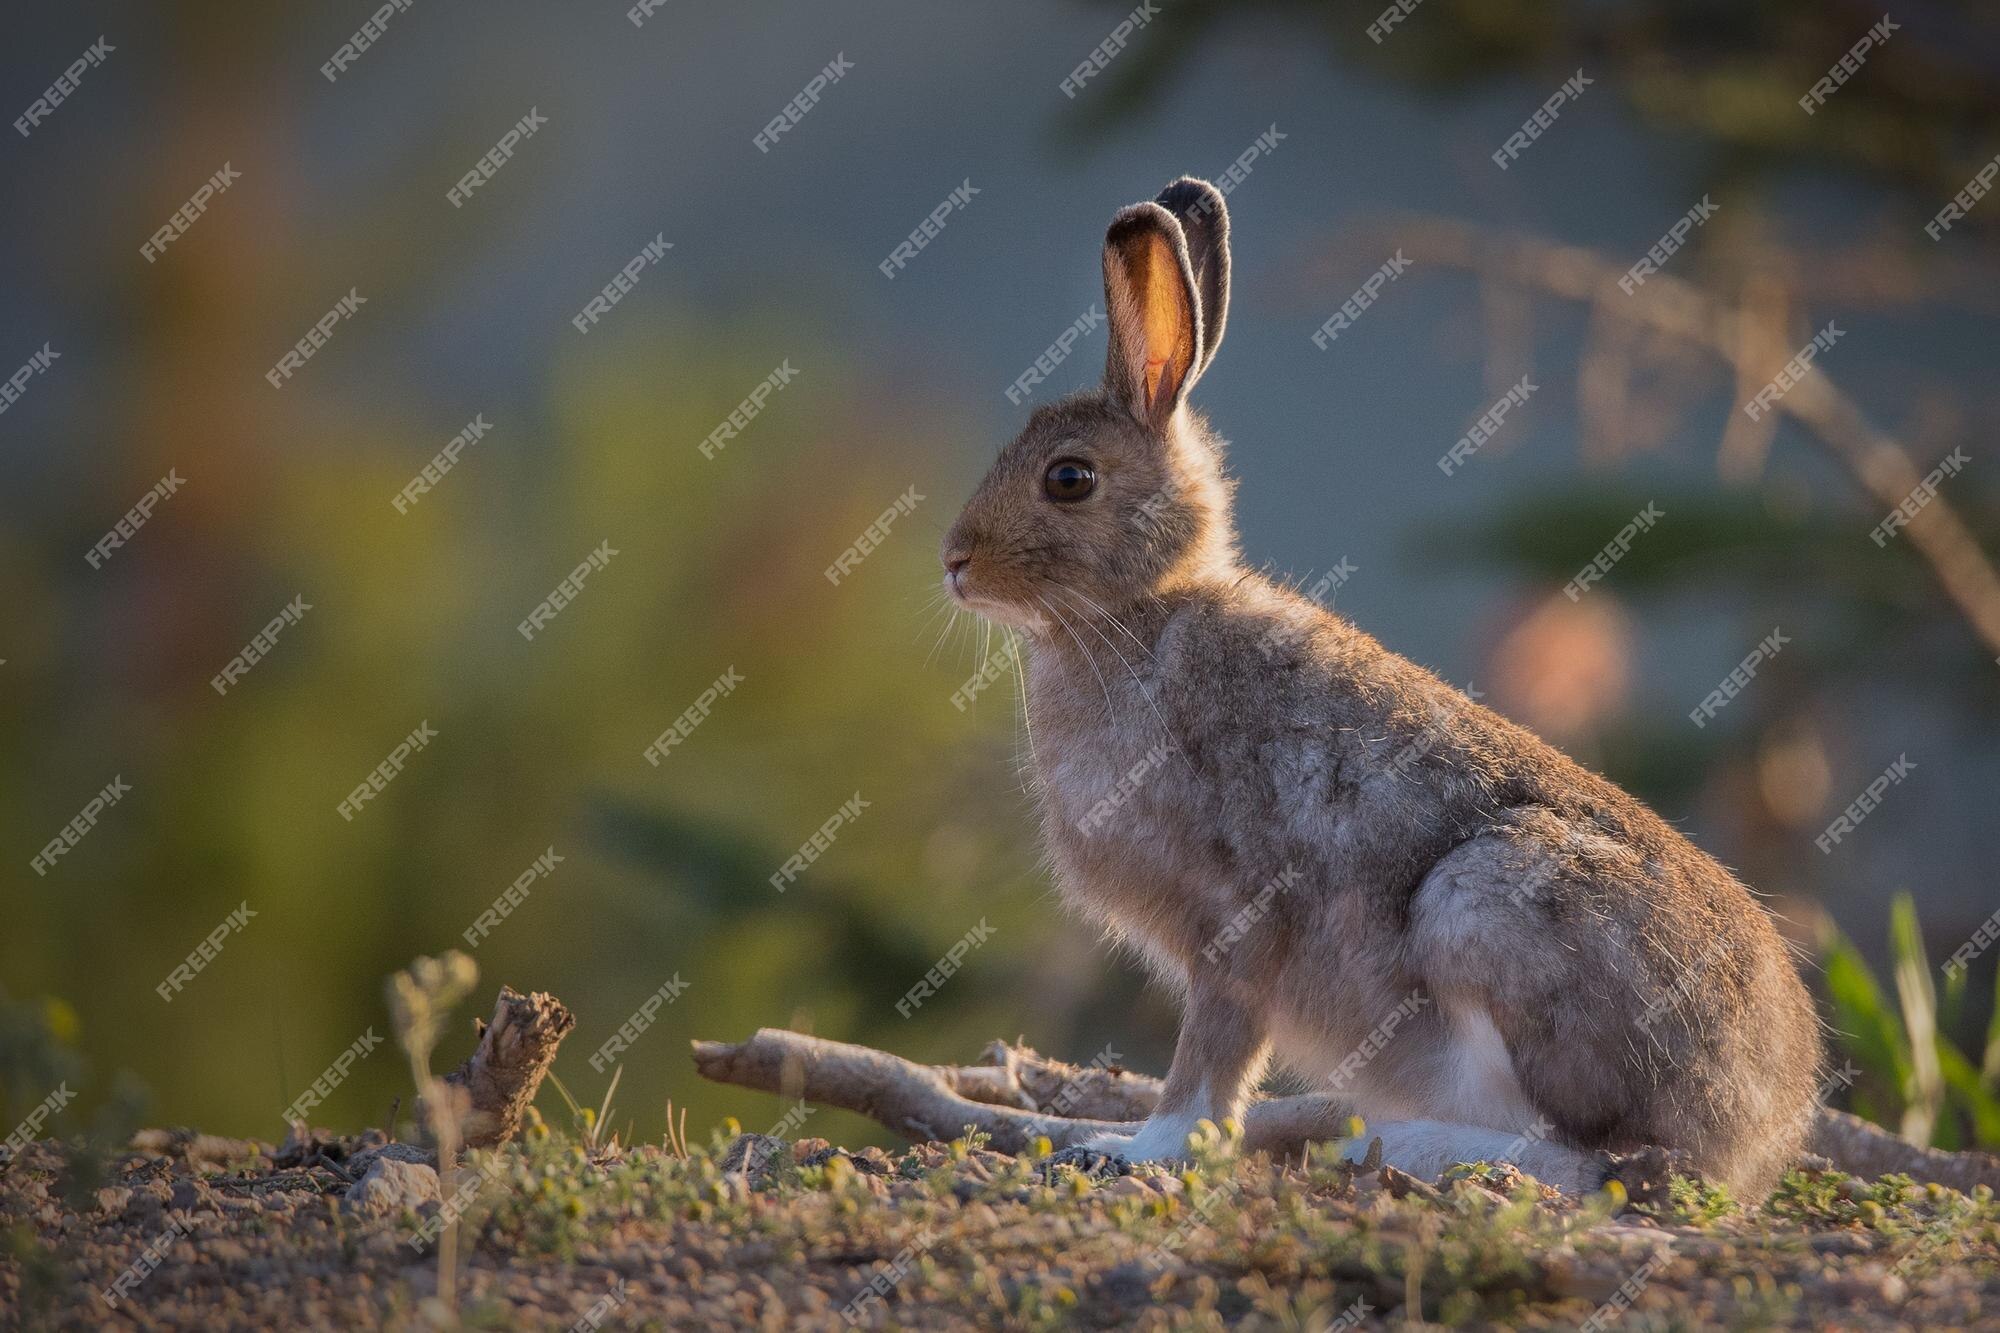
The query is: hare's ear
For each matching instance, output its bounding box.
[1102,202,1202,433]
[1154,177,1230,377]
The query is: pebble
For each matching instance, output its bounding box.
[169,1179,220,1212]
[343,1158,441,1216]
[1810,1231,1877,1254]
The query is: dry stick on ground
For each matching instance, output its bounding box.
[696,1028,1143,1154]
[693,1027,2000,1193]
[954,1038,1160,1121]
[693,1029,1356,1159]
[1806,1107,2000,1195]
[1327,215,2000,659]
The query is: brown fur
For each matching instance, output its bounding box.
[941,178,1821,1196]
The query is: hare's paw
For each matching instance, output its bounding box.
[1113,1112,1208,1165]
[1041,1142,1131,1179]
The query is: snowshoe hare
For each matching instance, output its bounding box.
[940,177,1821,1196]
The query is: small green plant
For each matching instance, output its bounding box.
[0,993,84,1124]
[544,1065,622,1155]
[0,991,149,1209]
[1821,892,2000,1151]
[385,951,480,1316]
[1637,1173,1737,1226]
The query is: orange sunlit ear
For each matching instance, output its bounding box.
[1135,231,1194,413]
[1103,207,1200,431]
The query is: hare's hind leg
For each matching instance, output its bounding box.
[1405,810,1819,1195]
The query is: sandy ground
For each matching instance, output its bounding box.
[3,1122,1997,1330]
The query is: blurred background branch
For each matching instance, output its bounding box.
[1320,213,2000,655]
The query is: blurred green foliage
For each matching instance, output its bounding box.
[1,321,1144,1147]
[1822,893,2000,1151]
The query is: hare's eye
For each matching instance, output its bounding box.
[1044,459,1096,503]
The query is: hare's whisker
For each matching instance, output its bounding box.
[1061,585,1158,664]
[913,594,955,648]
[1007,629,1043,792]
[1039,594,1115,723]
[1049,587,1192,776]
[925,604,965,666]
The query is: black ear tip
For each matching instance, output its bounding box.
[1158,174,1219,199]
[1156,177,1229,234]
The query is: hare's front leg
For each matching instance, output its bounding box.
[1088,976,1270,1162]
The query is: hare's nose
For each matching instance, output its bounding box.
[943,551,971,575]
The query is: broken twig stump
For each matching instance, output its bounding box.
[439,986,575,1148]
